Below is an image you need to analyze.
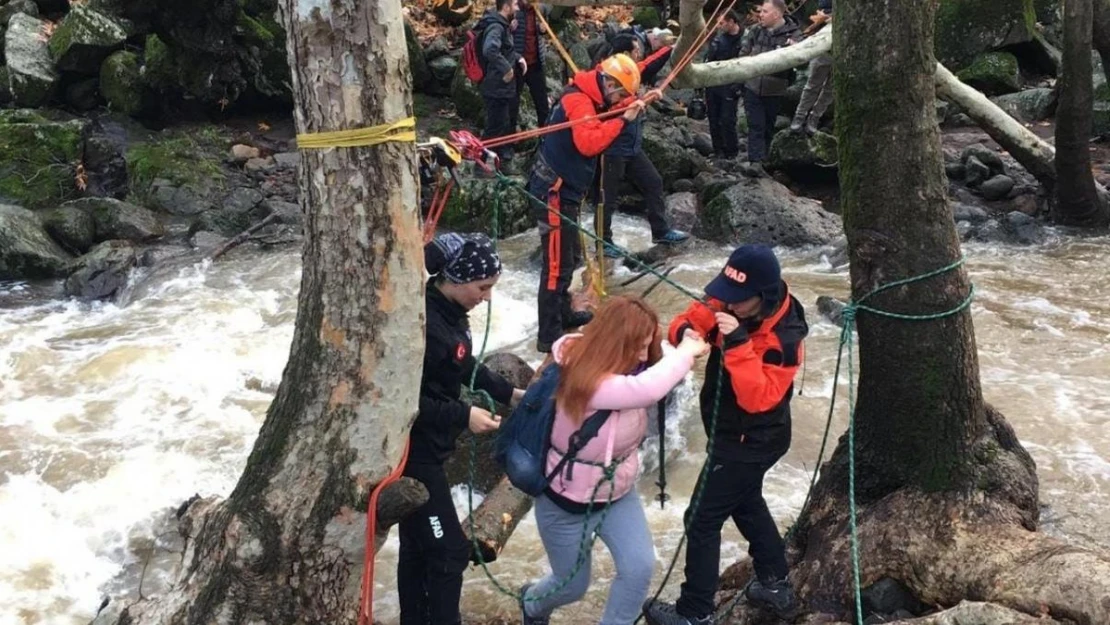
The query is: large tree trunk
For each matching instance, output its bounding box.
[1055,0,1110,226]
[104,0,427,623]
[726,0,1092,621]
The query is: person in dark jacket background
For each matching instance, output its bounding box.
[399,232,525,625]
[600,37,690,257]
[476,0,525,166]
[704,10,745,160]
[527,55,645,353]
[790,0,833,135]
[739,0,800,168]
[513,0,550,132]
[643,244,809,625]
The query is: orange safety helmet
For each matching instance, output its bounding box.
[599,53,641,96]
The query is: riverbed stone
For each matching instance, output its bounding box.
[0,203,73,279]
[5,13,59,107]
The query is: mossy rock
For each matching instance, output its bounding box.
[767,129,838,172]
[125,129,227,201]
[956,51,1021,95]
[42,205,97,253]
[439,176,533,237]
[99,50,143,116]
[935,0,1035,69]
[0,111,87,208]
[450,67,485,124]
[47,4,130,75]
[632,6,661,29]
[0,67,11,106]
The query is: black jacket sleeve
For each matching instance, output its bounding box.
[416,335,471,431]
[483,23,514,78]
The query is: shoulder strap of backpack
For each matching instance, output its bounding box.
[543,408,614,484]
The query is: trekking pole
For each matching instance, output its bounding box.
[654,395,670,509]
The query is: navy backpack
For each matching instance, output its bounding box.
[494,363,612,497]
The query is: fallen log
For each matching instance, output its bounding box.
[209,213,279,261]
[466,476,536,564]
[374,478,429,553]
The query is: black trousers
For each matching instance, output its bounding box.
[743,90,783,163]
[483,94,518,161]
[601,152,671,241]
[675,456,789,619]
[516,64,550,129]
[706,91,740,158]
[528,174,582,349]
[397,461,471,625]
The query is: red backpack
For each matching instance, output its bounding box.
[461,28,486,83]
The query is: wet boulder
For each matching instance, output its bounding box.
[47,3,130,74]
[42,205,97,253]
[0,203,73,279]
[767,129,838,174]
[5,13,59,106]
[699,176,843,247]
[64,239,137,301]
[439,175,535,237]
[62,197,165,243]
[991,88,1057,123]
[955,51,1021,96]
[935,0,1036,69]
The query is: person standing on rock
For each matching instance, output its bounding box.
[738,0,800,171]
[643,244,810,625]
[704,10,746,161]
[520,295,709,625]
[599,36,691,258]
[512,0,551,132]
[476,0,526,171]
[790,0,834,135]
[399,232,526,625]
[527,55,646,353]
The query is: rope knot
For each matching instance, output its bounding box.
[841,303,858,325]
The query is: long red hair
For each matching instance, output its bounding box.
[555,295,663,423]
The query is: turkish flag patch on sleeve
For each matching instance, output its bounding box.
[455,342,467,361]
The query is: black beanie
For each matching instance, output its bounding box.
[425,233,502,284]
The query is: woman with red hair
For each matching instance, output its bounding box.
[520,295,709,625]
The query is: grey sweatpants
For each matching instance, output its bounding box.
[523,491,655,624]
[794,54,834,125]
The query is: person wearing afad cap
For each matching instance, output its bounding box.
[644,244,810,625]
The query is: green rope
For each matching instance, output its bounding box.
[449,171,974,625]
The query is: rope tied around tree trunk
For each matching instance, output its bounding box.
[296,117,417,149]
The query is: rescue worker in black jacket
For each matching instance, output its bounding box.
[704,11,745,160]
[644,244,810,625]
[399,232,525,625]
[476,0,525,167]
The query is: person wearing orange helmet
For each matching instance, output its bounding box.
[528,53,646,354]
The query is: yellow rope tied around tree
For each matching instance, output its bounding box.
[296,117,417,149]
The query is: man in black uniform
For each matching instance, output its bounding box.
[398,232,525,625]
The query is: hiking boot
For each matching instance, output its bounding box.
[642,599,715,625]
[805,120,820,136]
[790,119,805,133]
[563,310,593,330]
[653,230,691,245]
[520,583,550,625]
[745,577,798,618]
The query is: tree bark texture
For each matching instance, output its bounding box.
[111,0,426,623]
[464,476,537,564]
[1054,0,1110,226]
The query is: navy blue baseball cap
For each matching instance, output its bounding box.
[704,244,782,303]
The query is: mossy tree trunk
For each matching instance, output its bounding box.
[712,0,1108,622]
[1055,0,1110,226]
[104,0,428,623]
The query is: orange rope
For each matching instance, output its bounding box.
[422,177,456,244]
[358,438,412,625]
